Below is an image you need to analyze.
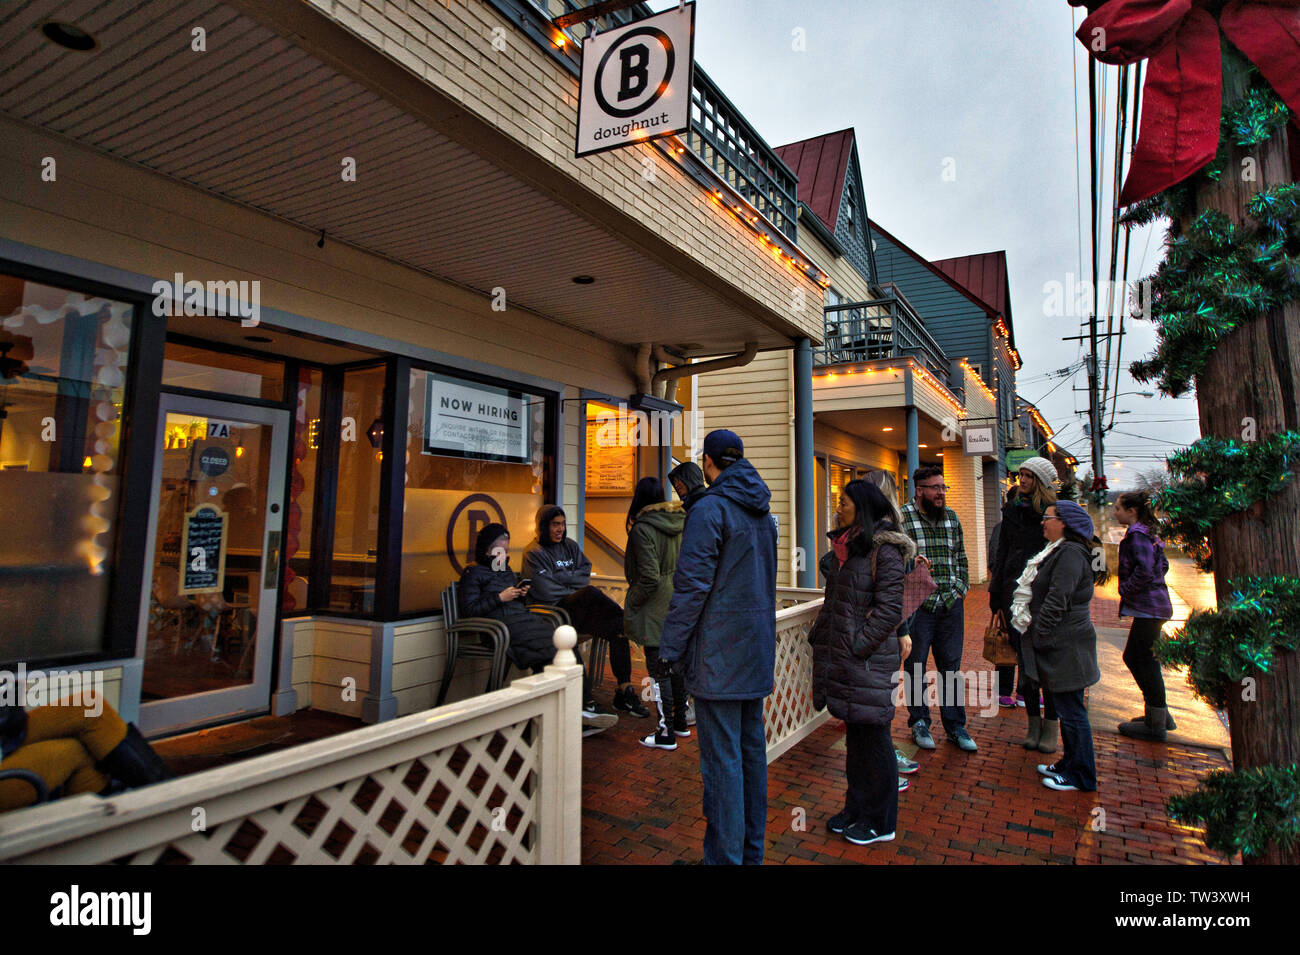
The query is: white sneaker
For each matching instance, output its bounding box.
[684,699,696,726]
[581,712,617,738]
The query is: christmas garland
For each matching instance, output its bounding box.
[1168,765,1300,860]
[1157,575,1300,708]
[1126,185,1300,397]
[1154,431,1300,572]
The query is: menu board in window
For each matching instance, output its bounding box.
[585,414,637,497]
[424,373,530,463]
[179,505,228,595]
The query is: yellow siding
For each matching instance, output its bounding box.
[696,351,795,586]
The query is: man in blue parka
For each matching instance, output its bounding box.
[660,429,777,865]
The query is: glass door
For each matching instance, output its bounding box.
[137,394,289,735]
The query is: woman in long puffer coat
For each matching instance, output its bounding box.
[458,522,557,672]
[810,479,914,846]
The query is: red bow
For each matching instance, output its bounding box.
[1070,0,1300,204]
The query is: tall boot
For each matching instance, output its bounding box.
[1036,719,1060,754]
[1119,706,1168,741]
[97,723,174,789]
[1021,715,1041,749]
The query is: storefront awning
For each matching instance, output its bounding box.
[0,0,810,355]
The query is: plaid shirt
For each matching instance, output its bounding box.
[900,502,969,612]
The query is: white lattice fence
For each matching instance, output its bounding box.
[765,597,828,763]
[0,662,584,865]
[590,575,628,607]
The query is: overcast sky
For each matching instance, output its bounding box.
[647,0,1201,488]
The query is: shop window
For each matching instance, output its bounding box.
[162,340,283,400]
[0,274,133,664]
[400,368,552,614]
[328,365,385,614]
[283,366,321,615]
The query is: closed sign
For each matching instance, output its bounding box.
[575,4,694,158]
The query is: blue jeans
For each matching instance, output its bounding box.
[904,597,966,734]
[694,697,767,865]
[1052,689,1097,790]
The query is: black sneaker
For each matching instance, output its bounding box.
[826,810,855,834]
[639,729,677,750]
[613,686,649,718]
[843,823,895,845]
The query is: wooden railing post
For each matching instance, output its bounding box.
[537,624,583,864]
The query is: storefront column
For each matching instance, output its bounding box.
[793,339,816,588]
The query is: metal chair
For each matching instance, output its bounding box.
[437,582,512,706]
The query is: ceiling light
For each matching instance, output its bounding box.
[918,443,927,448]
[41,22,96,51]
[882,426,894,432]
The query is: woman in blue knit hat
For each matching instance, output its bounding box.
[1010,500,1104,792]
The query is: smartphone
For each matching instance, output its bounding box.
[517,579,532,589]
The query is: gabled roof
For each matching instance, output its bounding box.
[773,129,855,234]
[867,219,997,318]
[932,251,1015,346]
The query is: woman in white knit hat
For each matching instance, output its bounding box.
[988,456,1060,751]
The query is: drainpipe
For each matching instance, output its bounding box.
[635,342,653,397]
[794,338,816,588]
[649,341,758,395]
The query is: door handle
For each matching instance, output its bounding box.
[263,530,282,589]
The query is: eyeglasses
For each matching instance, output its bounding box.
[918,484,949,492]
[1041,515,1063,523]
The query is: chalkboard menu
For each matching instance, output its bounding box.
[179,505,228,595]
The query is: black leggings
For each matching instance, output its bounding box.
[1122,617,1168,708]
[558,586,633,685]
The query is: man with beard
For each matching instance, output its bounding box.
[899,465,975,753]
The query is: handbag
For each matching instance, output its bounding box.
[982,609,1019,666]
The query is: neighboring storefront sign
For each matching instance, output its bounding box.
[179,504,228,595]
[962,425,996,456]
[1006,448,1037,473]
[424,373,530,463]
[575,3,694,158]
[585,414,637,496]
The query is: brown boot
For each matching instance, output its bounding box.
[1126,709,1176,730]
[1036,719,1059,754]
[1021,715,1042,750]
[1119,706,1168,741]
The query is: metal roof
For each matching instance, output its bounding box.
[772,129,855,235]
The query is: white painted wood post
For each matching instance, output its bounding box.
[537,624,583,864]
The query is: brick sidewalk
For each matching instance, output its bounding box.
[580,580,1231,865]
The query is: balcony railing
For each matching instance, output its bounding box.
[815,292,953,385]
[501,0,799,240]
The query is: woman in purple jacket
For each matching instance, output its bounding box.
[1113,492,1175,741]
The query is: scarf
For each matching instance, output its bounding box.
[831,525,861,567]
[1010,537,1064,634]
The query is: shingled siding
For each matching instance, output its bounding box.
[833,153,875,286]
[870,229,993,386]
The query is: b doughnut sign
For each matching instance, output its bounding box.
[575,3,694,158]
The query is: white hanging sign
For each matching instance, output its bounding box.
[575,3,695,158]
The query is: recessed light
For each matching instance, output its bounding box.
[41,21,96,51]
[572,275,595,285]
[882,426,894,432]
[244,335,273,343]
[918,443,927,448]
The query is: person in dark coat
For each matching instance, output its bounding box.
[810,479,913,846]
[1114,491,1175,741]
[660,430,777,865]
[668,460,707,511]
[459,523,618,736]
[988,457,1059,749]
[522,506,646,718]
[624,477,688,750]
[1011,501,1102,792]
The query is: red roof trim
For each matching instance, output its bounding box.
[773,129,855,235]
[866,219,997,318]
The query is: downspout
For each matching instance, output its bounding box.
[650,341,759,395]
[635,342,654,397]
